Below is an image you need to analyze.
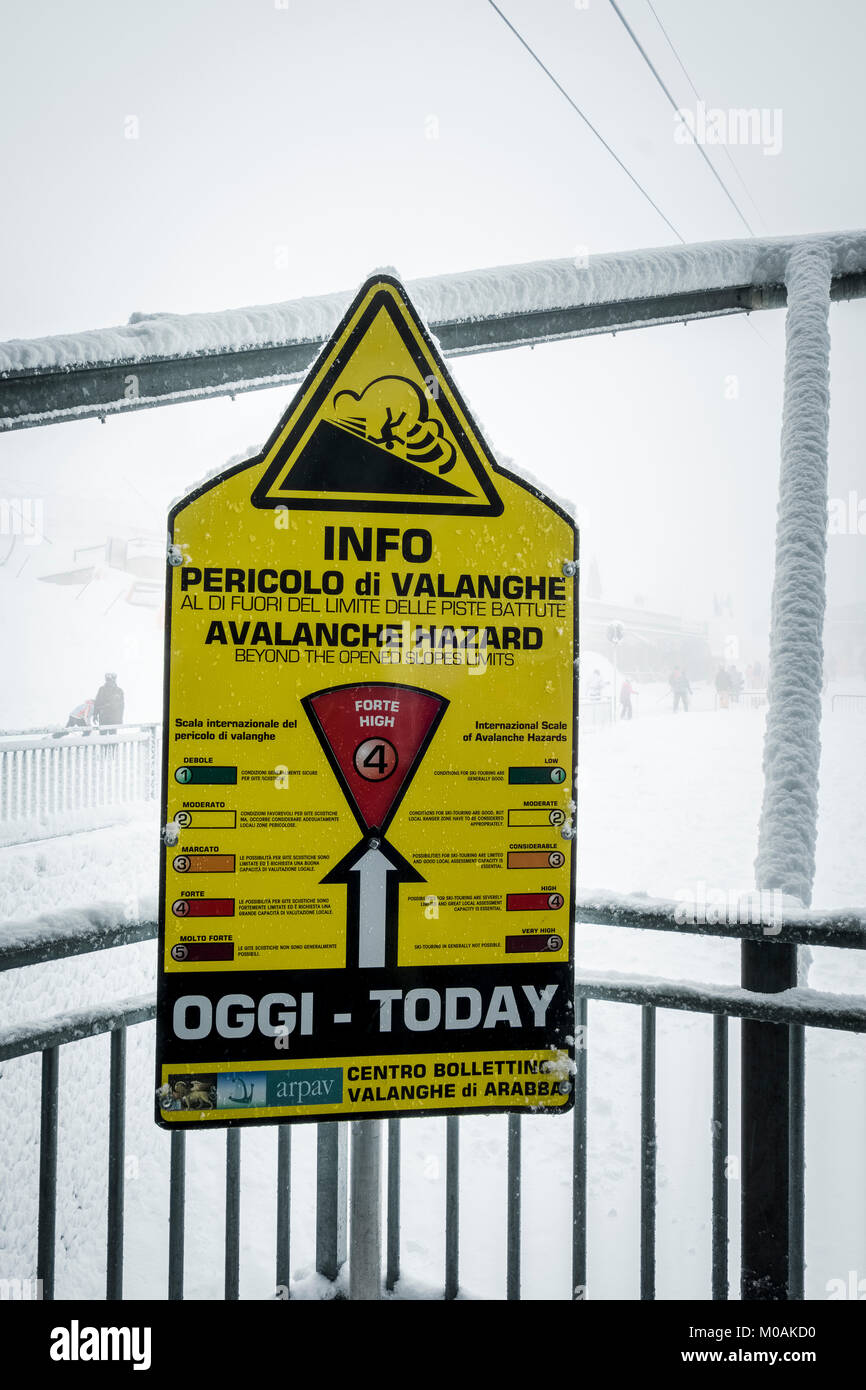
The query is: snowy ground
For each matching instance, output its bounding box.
[1,691,864,1300]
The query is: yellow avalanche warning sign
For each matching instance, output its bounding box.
[250,278,502,515]
[156,274,577,1129]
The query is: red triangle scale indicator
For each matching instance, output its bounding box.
[302,682,448,834]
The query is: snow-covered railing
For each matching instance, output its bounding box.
[3,890,866,973]
[831,693,866,714]
[3,890,866,1300]
[0,899,157,971]
[0,723,160,839]
[2,231,865,430]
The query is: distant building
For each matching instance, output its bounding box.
[581,598,712,680]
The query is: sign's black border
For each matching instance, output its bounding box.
[156,272,579,1130]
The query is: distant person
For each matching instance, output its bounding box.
[669,666,691,713]
[66,697,94,728]
[93,672,125,730]
[619,678,635,720]
[588,669,604,703]
[52,696,95,737]
[728,666,744,705]
[715,666,731,709]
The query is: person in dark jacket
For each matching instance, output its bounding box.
[93,672,125,728]
[669,666,692,713]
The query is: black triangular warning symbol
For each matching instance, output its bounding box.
[250,276,503,516]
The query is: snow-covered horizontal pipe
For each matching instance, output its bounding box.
[575,889,866,949]
[0,992,156,1061]
[0,899,157,972]
[575,968,866,1032]
[3,231,866,376]
[2,889,864,976]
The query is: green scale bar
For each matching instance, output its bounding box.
[508,766,566,786]
[175,765,237,786]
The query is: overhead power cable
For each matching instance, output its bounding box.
[486,0,685,244]
[606,0,755,236]
[643,0,766,231]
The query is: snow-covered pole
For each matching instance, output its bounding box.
[754,241,832,905]
[743,241,832,1302]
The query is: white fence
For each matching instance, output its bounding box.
[0,724,160,841]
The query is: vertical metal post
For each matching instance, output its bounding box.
[385,1119,400,1292]
[225,1128,241,1300]
[788,1024,805,1299]
[106,1027,126,1300]
[168,1129,186,1300]
[640,1005,656,1301]
[506,1113,521,1301]
[572,995,588,1299]
[711,1014,728,1300]
[38,1046,59,1300]
[746,241,832,1301]
[741,948,796,1299]
[349,1118,381,1300]
[445,1116,460,1300]
[276,1125,291,1297]
[316,1122,347,1282]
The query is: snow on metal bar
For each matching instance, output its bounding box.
[3,231,865,376]
[0,992,156,1062]
[755,243,833,906]
[576,889,866,949]
[0,899,158,972]
[574,969,866,1032]
[2,889,864,978]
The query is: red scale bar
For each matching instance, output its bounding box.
[172,898,235,918]
[506,892,564,912]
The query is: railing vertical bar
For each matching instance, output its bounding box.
[385,1118,400,1292]
[711,1013,729,1300]
[316,1122,347,1283]
[506,1113,521,1301]
[788,1023,805,1299]
[225,1127,241,1300]
[168,1129,186,1301]
[640,1004,657,1300]
[445,1115,459,1300]
[349,1118,382,1300]
[106,1026,127,1300]
[572,994,588,1299]
[37,1045,59,1300]
[276,1124,291,1297]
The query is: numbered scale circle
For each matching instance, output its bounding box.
[353,737,399,781]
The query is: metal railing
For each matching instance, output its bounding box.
[0,723,159,829]
[2,895,864,1301]
[831,693,866,714]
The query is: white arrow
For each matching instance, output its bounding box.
[350,847,397,969]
